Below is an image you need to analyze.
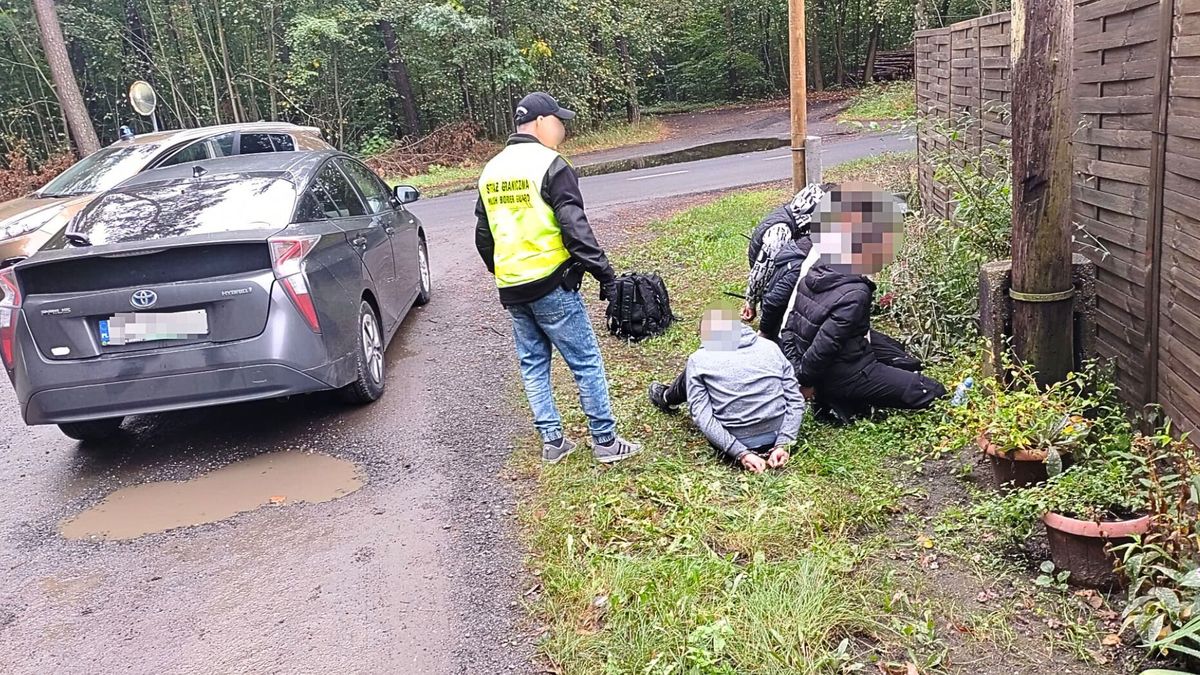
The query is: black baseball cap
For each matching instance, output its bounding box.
[514,92,576,126]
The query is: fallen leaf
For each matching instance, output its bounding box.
[1074,589,1104,609]
[269,495,286,505]
[917,534,935,549]
[907,663,920,675]
[1087,649,1110,665]
[1101,633,1121,647]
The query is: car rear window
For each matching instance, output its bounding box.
[70,176,296,245]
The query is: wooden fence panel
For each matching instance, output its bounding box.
[1159,0,1200,431]
[915,6,1200,433]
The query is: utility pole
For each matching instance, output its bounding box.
[788,0,808,189]
[1010,0,1074,386]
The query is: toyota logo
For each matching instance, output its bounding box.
[130,289,158,309]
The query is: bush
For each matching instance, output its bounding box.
[879,116,1011,360]
[0,139,74,202]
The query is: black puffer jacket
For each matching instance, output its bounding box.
[779,265,876,387]
[759,236,813,341]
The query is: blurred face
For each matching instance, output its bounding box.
[526,115,567,149]
[811,182,905,275]
[700,308,739,351]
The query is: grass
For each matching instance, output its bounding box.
[511,188,965,672]
[388,119,668,198]
[823,151,918,193]
[839,81,917,122]
[511,162,1133,673]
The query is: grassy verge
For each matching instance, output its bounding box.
[388,119,668,198]
[512,166,1132,673]
[839,81,917,122]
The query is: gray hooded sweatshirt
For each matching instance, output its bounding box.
[685,324,806,461]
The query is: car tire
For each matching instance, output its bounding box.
[415,237,432,306]
[341,300,386,404]
[58,417,124,442]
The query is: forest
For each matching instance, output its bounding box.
[2,0,1003,160]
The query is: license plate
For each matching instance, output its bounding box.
[99,310,209,346]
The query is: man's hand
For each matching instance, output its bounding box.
[600,280,618,302]
[741,302,757,322]
[740,453,767,473]
[767,447,790,469]
[800,386,816,402]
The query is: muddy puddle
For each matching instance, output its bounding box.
[60,451,364,541]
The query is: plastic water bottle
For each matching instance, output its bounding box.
[950,377,974,406]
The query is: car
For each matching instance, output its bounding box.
[0,123,331,266]
[0,150,431,441]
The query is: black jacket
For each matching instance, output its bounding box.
[475,134,615,305]
[759,235,813,342]
[779,265,876,387]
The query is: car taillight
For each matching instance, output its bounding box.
[268,236,321,333]
[0,267,22,369]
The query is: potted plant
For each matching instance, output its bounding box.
[956,364,1125,490]
[1115,426,1200,666]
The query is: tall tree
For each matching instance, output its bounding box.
[30,0,99,156]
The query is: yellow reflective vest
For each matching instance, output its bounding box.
[478,143,570,288]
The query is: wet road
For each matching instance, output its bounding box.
[0,132,910,674]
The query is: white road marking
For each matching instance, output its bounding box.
[627,170,689,181]
[764,154,793,161]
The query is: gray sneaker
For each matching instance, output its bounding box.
[542,437,577,464]
[591,436,643,464]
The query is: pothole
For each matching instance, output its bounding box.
[60,451,364,541]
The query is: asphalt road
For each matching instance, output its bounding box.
[0,131,912,675]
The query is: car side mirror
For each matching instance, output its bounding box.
[393,185,420,205]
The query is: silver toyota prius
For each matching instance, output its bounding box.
[0,150,431,441]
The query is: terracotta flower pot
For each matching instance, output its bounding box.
[1043,511,1151,589]
[977,433,1073,491]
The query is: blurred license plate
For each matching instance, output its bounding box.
[99,310,209,346]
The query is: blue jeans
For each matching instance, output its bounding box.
[507,287,616,445]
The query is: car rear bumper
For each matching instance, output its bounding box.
[9,282,360,424]
[24,363,332,424]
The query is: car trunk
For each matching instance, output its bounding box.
[17,242,274,361]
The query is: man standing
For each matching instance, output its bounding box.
[475,92,641,464]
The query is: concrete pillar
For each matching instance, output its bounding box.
[806,135,823,185]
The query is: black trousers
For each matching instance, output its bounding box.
[819,361,946,418]
[664,369,689,406]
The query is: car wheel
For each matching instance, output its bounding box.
[415,237,432,306]
[58,417,125,442]
[341,300,386,404]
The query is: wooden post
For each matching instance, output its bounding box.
[1010,0,1075,386]
[788,0,808,190]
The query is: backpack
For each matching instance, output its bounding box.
[605,272,676,342]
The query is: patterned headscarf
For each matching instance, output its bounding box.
[786,182,836,236]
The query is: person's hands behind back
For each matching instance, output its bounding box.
[740,453,767,473]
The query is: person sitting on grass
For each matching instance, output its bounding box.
[740,182,830,323]
[649,305,805,473]
[779,183,946,422]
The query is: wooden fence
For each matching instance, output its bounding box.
[915,13,1012,220]
[915,3,1200,434]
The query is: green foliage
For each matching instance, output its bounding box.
[2,0,1002,161]
[1035,560,1072,592]
[839,80,916,121]
[878,116,1011,360]
[1114,426,1200,664]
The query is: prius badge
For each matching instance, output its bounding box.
[130,289,158,309]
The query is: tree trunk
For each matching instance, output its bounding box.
[211,0,242,123]
[724,4,737,97]
[379,20,421,136]
[915,0,929,30]
[809,5,825,91]
[834,10,846,87]
[864,21,881,84]
[31,0,99,156]
[1010,0,1075,386]
[615,32,640,125]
